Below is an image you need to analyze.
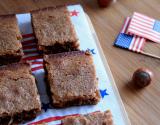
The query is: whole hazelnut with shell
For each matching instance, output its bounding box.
[98,0,113,8]
[132,68,153,88]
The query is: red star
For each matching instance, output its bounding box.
[70,10,79,16]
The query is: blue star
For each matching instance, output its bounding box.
[42,103,51,112]
[100,89,109,98]
[87,48,96,54]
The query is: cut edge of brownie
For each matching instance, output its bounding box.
[44,50,91,61]
[31,5,67,13]
[0,49,24,66]
[31,5,79,54]
[44,51,100,108]
[38,41,80,54]
[62,110,113,125]
[0,63,41,124]
[0,14,22,41]
[52,92,100,108]
[0,109,41,125]
[0,62,30,73]
[43,51,92,71]
[0,14,23,65]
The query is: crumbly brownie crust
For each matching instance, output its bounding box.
[62,110,113,125]
[39,42,79,54]
[31,6,79,53]
[0,63,41,124]
[0,15,23,65]
[44,51,100,108]
[0,49,23,66]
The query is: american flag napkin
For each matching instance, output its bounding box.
[127,12,160,43]
[114,17,146,53]
[22,33,44,72]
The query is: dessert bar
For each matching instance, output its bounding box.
[0,63,41,124]
[31,6,79,54]
[44,51,100,108]
[62,110,113,125]
[0,15,23,65]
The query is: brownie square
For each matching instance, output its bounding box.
[44,51,100,108]
[31,6,79,54]
[0,15,23,65]
[62,110,113,125]
[0,63,41,124]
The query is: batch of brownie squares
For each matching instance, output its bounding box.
[0,5,113,125]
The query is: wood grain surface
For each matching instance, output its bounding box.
[0,0,160,125]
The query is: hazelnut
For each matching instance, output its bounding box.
[132,68,153,88]
[97,0,113,8]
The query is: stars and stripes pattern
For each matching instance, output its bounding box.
[114,17,146,53]
[100,89,109,98]
[70,10,79,16]
[127,12,160,43]
[28,114,79,125]
[21,33,44,72]
[28,111,100,125]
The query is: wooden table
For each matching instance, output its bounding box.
[1,0,160,125]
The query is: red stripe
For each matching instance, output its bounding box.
[133,16,154,26]
[128,27,153,38]
[130,22,160,36]
[129,27,160,41]
[131,36,137,50]
[28,114,79,125]
[128,35,134,49]
[137,39,142,52]
[22,33,34,38]
[134,13,154,22]
[130,24,160,38]
[134,37,139,52]
[31,61,43,65]
[22,39,37,46]
[23,55,43,61]
[121,18,129,33]
[24,51,39,55]
[31,66,44,71]
[139,39,145,52]
[133,15,154,25]
[131,19,153,29]
[130,24,153,35]
[124,17,131,33]
[128,27,160,42]
[23,45,37,50]
[135,37,141,52]
[133,36,139,51]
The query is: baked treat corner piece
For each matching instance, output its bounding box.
[62,110,113,125]
[44,51,100,108]
[31,6,79,54]
[0,63,41,124]
[0,14,23,65]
